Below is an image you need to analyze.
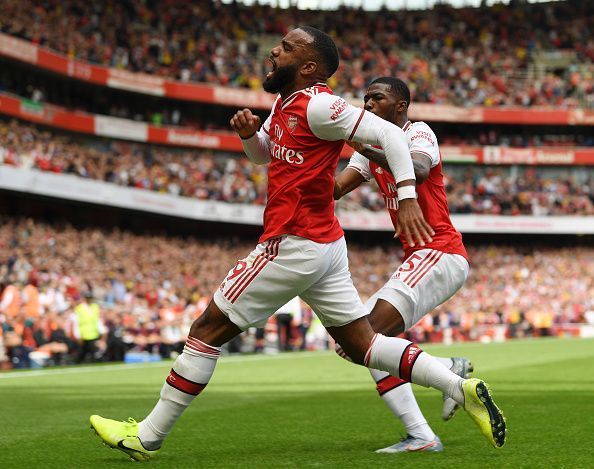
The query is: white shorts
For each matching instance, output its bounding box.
[214,235,367,330]
[365,249,469,331]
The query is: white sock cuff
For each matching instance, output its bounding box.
[184,336,221,358]
[162,342,220,405]
[364,333,380,367]
[366,334,422,382]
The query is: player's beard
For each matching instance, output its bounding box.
[263,63,299,94]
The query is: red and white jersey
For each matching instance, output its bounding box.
[257,84,368,243]
[247,83,415,244]
[348,121,468,260]
[258,84,343,243]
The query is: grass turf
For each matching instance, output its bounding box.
[1,337,593,468]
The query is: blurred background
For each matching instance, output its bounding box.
[0,0,592,369]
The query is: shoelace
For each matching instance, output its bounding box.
[123,417,138,437]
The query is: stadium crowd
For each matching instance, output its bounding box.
[2,72,594,147]
[0,217,592,368]
[0,0,592,108]
[1,119,593,216]
[343,165,594,216]
[3,71,594,147]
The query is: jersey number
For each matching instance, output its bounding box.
[399,253,423,272]
[226,261,248,281]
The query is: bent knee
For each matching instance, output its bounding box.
[189,300,242,346]
[368,299,406,336]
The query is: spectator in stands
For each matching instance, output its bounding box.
[0,216,592,368]
[0,281,21,319]
[295,305,313,351]
[73,291,103,363]
[103,311,127,362]
[275,297,301,352]
[21,279,41,320]
[0,328,8,369]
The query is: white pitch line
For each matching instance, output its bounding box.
[0,351,327,380]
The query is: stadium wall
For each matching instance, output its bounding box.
[2,166,593,234]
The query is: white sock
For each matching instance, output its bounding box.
[137,337,221,449]
[434,357,453,370]
[410,353,464,405]
[370,369,435,441]
[366,334,464,405]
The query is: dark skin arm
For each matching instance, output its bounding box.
[334,167,366,200]
[341,142,435,247]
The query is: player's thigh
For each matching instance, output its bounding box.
[214,236,324,330]
[300,237,367,328]
[375,250,469,330]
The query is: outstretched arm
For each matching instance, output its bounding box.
[308,94,434,246]
[347,142,432,183]
[308,97,415,185]
[347,142,434,243]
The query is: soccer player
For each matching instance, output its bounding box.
[334,77,475,453]
[89,27,505,461]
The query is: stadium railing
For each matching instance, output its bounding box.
[1,90,594,165]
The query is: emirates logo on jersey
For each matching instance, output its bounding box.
[287,115,298,132]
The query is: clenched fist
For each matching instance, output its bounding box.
[230,109,262,139]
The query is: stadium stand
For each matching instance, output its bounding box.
[0,0,592,107]
[1,216,593,368]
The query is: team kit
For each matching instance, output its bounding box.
[90,26,507,461]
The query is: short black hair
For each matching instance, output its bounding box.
[370,77,411,108]
[298,26,340,78]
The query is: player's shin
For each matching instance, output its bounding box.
[371,369,436,441]
[366,334,464,405]
[137,337,221,449]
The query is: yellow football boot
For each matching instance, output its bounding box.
[462,378,507,448]
[90,415,159,461]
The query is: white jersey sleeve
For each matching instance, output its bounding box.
[408,122,440,168]
[241,97,278,165]
[346,151,372,181]
[307,93,415,183]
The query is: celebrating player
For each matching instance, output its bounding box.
[334,77,477,452]
[89,27,505,461]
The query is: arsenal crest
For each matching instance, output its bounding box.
[288,115,298,132]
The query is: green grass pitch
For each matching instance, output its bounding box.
[1,337,593,468]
